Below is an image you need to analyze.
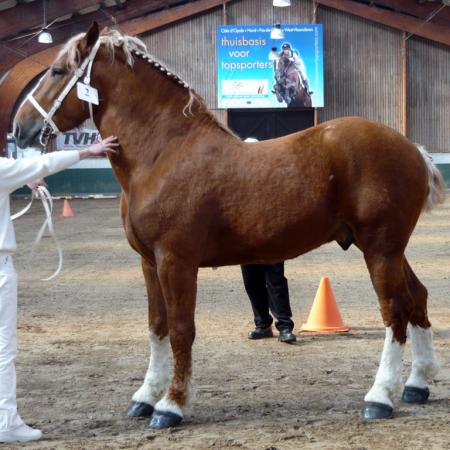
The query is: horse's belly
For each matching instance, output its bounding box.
[200,207,337,267]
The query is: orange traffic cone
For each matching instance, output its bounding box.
[301,277,349,333]
[61,198,74,218]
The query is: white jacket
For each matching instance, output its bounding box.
[0,151,80,253]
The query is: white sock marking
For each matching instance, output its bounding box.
[405,324,440,389]
[132,332,170,406]
[364,327,405,407]
[155,395,183,418]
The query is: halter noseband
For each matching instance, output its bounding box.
[27,40,101,150]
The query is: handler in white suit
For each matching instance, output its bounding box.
[0,136,118,443]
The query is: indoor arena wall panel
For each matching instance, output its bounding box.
[141,7,223,109]
[408,37,450,153]
[226,0,312,25]
[317,7,402,132]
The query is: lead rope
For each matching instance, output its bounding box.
[11,186,63,281]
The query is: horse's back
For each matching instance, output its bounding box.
[247,116,430,241]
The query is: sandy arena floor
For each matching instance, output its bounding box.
[4,197,449,450]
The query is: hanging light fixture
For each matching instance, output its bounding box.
[270,23,285,39]
[38,27,53,44]
[37,0,53,44]
[273,0,291,6]
[268,46,278,61]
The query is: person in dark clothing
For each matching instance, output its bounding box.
[241,262,296,343]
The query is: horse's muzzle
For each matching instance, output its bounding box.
[14,119,44,149]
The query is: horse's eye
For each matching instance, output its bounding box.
[51,67,65,77]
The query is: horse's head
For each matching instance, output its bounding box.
[14,22,101,148]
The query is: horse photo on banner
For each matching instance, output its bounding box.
[216,24,324,109]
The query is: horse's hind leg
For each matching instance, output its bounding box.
[402,260,440,404]
[125,258,169,418]
[362,251,411,420]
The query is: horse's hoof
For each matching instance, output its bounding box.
[124,401,154,417]
[148,410,182,429]
[401,386,430,404]
[362,401,393,420]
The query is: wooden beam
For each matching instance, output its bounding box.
[317,0,450,47]
[119,0,233,36]
[312,0,318,127]
[0,1,189,40]
[373,0,450,28]
[0,0,192,76]
[0,0,101,40]
[401,31,407,136]
[222,0,228,128]
[371,1,450,22]
[1,0,233,77]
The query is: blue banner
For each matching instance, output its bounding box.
[217,24,324,108]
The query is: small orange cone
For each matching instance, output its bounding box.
[301,277,349,333]
[61,198,74,218]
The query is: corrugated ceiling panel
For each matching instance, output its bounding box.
[227,0,312,25]
[317,7,402,132]
[141,7,223,109]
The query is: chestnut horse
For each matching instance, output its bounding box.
[14,24,444,429]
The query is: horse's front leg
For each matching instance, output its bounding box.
[125,258,169,418]
[149,253,197,429]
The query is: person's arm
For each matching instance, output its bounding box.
[0,135,118,194]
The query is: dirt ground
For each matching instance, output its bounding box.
[5,197,449,450]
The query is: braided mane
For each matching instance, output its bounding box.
[59,28,233,132]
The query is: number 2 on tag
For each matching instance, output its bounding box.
[77,82,99,105]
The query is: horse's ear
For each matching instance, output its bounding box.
[80,22,100,52]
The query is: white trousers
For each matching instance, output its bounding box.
[0,254,24,431]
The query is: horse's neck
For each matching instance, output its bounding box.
[93,58,215,189]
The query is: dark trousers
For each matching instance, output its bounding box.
[241,262,294,332]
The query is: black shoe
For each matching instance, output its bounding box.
[248,326,273,340]
[278,329,296,343]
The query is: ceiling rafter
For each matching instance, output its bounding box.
[0,0,192,77]
[0,0,103,41]
[317,0,450,47]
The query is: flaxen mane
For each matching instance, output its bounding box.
[59,29,234,134]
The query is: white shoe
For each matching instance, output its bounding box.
[0,423,42,443]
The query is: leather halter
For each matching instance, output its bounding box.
[27,40,101,150]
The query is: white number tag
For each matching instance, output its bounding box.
[77,82,99,105]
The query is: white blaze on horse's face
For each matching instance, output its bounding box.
[15,63,77,148]
[14,71,56,148]
[15,26,102,149]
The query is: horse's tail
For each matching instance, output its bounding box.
[416,144,446,212]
